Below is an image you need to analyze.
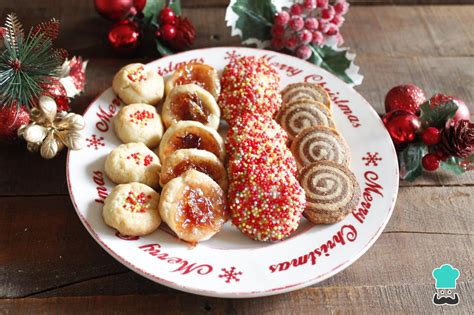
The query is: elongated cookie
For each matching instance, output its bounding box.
[281,83,331,109]
[162,84,220,129]
[276,99,335,141]
[291,126,351,167]
[299,161,360,224]
[160,149,228,190]
[159,121,225,162]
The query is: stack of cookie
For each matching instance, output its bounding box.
[277,83,361,224]
[103,63,228,244]
[220,57,306,242]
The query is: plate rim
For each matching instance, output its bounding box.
[66,46,399,298]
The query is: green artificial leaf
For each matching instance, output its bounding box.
[141,0,166,27]
[397,142,428,181]
[155,38,173,57]
[419,100,458,129]
[168,0,182,16]
[232,0,276,42]
[441,156,466,175]
[309,45,353,84]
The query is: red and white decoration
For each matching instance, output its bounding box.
[67,47,398,297]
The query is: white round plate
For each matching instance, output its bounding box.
[67,47,398,298]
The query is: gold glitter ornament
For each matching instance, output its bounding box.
[18,95,86,159]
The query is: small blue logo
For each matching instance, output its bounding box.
[432,264,460,306]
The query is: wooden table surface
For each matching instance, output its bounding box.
[1,1,473,314]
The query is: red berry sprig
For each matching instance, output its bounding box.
[270,0,349,60]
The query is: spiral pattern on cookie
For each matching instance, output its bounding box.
[281,83,331,109]
[291,126,350,167]
[276,100,335,140]
[299,161,360,224]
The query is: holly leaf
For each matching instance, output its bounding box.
[231,0,276,42]
[398,142,428,181]
[441,156,466,175]
[309,44,353,84]
[419,100,458,129]
[141,0,166,27]
[169,0,182,16]
[155,38,173,57]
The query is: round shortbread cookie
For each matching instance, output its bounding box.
[105,142,161,188]
[114,103,164,148]
[112,63,164,105]
[103,182,161,236]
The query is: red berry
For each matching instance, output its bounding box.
[421,127,441,146]
[318,21,330,33]
[289,16,304,32]
[298,29,313,44]
[384,84,426,114]
[284,35,299,50]
[290,4,303,16]
[317,0,329,8]
[321,6,335,20]
[274,11,290,26]
[160,24,176,41]
[304,17,319,30]
[296,45,312,60]
[271,24,285,38]
[331,15,345,27]
[159,7,176,25]
[303,0,317,10]
[422,153,440,171]
[382,110,421,145]
[334,0,349,15]
[271,38,285,50]
[311,31,324,45]
[325,24,339,36]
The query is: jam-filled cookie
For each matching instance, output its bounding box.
[290,126,351,167]
[281,83,331,109]
[103,182,161,236]
[158,121,225,162]
[162,84,220,130]
[114,103,164,148]
[159,169,228,244]
[112,63,164,105]
[105,142,161,188]
[299,161,361,224]
[165,63,220,99]
[276,99,335,141]
[160,148,228,190]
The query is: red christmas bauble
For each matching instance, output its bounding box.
[95,0,134,21]
[108,20,141,56]
[421,127,441,146]
[422,153,440,171]
[159,7,176,25]
[429,93,471,125]
[41,78,70,112]
[382,110,421,146]
[160,24,177,41]
[384,84,426,114]
[0,105,30,142]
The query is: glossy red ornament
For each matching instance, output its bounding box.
[382,110,421,146]
[41,78,70,112]
[429,93,471,125]
[108,20,141,56]
[0,105,30,142]
[422,153,440,171]
[384,84,426,114]
[94,0,134,21]
[159,7,176,25]
[133,0,146,13]
[421,127,441,146]
[165,17,196,51]
[160,24,177,41]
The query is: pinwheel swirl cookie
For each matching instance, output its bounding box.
[281,82,331,109]
[276,99,335,141]
[291,126,351,167]
[299,161,360,224]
